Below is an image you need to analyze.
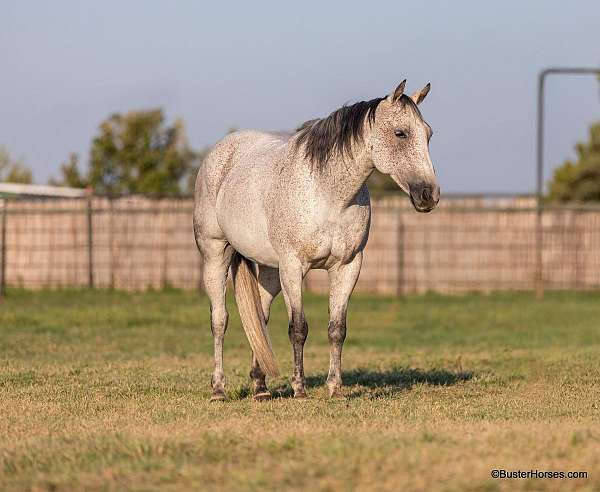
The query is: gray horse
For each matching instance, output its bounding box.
[193,80,439,401]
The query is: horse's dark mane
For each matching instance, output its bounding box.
[294,94,421,168]
[294,97,384,168]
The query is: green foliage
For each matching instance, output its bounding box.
[0,146,33,184]
[48,153,87,188]
[367,170,401,196]
[547,121,600,202]
[52,109,198,196]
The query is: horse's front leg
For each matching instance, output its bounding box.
[327,252,362,398]
[279,257,308,398]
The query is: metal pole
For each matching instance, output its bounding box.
[0,200,7,299]
[535,71,545,299]
[87,195,94,288]
[535,67,600,299]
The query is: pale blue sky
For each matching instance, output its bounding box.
[2,0,599,192]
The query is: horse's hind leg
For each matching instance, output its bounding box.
[250,265,281,400]
[327,252,362,398]
[201,240,234,401]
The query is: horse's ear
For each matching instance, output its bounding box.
[388,79,407,104]
[410,83,431,105]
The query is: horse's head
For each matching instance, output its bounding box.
[370,80,440,212]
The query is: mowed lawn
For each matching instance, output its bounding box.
[1,289,600,491]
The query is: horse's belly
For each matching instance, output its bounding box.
[215,167,279,268]
[225,225,279,268]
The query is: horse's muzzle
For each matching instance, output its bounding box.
[409,182,440,213]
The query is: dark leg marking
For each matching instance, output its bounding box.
[288,309,308,398]
[326,318,347,398]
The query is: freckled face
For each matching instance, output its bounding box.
[370,96,439,212]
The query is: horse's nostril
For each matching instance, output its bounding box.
[421,187,432,203]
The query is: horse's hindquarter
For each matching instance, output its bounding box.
[215,132,285,268]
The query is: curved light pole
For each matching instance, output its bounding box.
[535,67,600,299]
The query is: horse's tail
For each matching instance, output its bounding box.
[231,253,279,377]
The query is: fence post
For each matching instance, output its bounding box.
[87,195,94,288]
[161,209,168,289]
[573,211,583,290]
[396,207,405,296]
[109,198,115,289]
[534,207,544,299]
[0,200,7,299]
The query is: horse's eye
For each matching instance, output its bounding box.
[394,129,408,139]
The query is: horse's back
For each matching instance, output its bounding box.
[197,130,288,202]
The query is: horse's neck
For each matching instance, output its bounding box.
[319,143,374,207]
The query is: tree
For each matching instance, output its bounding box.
[547,122,600,202]
[49,153,87,188]
[0,146,33,184]
[52,109,198,196]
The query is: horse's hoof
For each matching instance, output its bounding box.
[253,391,272,401]
[210,391,226,402]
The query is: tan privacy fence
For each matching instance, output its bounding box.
[0,197,198,292]
[1,195,600,295]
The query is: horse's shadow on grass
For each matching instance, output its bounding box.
[234,367,473,400]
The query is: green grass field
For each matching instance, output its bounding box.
[1,289,600,491]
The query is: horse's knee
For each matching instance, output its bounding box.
[288,314,308,345]
[328,319,346,345]
[288,323,307,345]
